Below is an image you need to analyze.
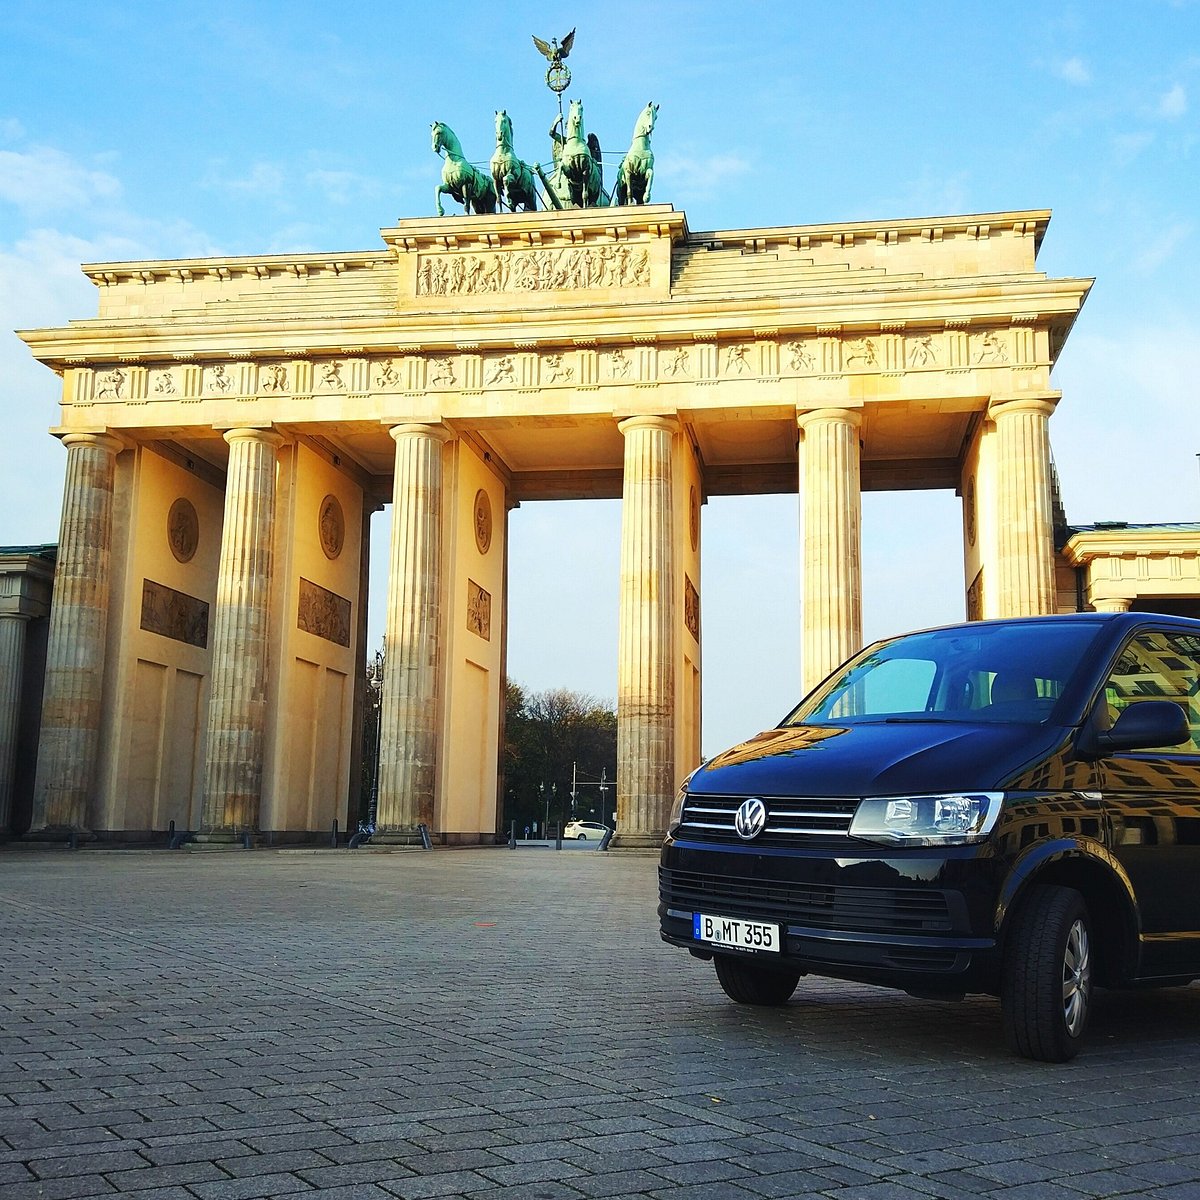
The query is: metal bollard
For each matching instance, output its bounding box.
[508,820,516,848]
[331,819,339,848]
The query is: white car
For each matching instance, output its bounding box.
[564,820,610,840]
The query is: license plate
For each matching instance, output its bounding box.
[693,911,780,953]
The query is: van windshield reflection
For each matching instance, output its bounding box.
[786,622,1103,727]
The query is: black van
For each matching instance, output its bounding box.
[659,612,1200,1061]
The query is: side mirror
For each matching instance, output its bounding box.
[1096,700,1190,755]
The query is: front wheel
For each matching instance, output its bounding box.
[714,955,803,1006]
[1001,884,1093,1062]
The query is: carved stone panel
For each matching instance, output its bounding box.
[141,579,209,648]
[319,495,344,560]
[473,490,493,555]
[467,580,491,640]
[684,575,700,642]
[416,245,650,297]
[167,497,199,563]
[298,578,351,647]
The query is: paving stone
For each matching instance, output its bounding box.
[3,851,1200,1200]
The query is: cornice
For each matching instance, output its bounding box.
[18,275,1093,368]
[1063,529,1200,563]
[688,209,1052,255]
[383,204,688,252]
[79,251,383,289]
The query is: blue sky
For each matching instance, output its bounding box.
[1,1,1197,753]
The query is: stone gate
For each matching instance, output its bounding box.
[14,204,1090,845]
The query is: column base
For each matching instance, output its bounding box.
[22,824,93,845]
[370,830,426,846]
[192,830,258,848]
[609,832,665,851]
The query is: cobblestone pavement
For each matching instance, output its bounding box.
[3,847,1200,1200]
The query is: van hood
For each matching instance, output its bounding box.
[691,721,1070,797]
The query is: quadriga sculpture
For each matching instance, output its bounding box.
[432,121,497,216]
[490,111,539,213]
[614,101,658,206]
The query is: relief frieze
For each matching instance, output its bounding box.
[467,580,492,641]
[416,244,650,297]
[684,575,700,642]
[141,579,209,649]
[297,578,351,647]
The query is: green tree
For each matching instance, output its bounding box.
[502,679,616,836]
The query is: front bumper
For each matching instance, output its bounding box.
[659,836,1003,995]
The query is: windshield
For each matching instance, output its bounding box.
[786,621,1104,726]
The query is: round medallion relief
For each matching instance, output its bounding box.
[319,494,345,560]
[167,497,199,564]
[689,486,700,552]
[965,476,977,547]
[474,489,493,555]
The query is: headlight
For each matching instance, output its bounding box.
[666,779,691,833]
[849,793,1004,846]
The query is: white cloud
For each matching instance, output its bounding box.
[305,168,381,206]
[657,151,751,200]
[0,117,24,142]
[209,161,287,197]
[1158,83,1188,118]
[0,147,122,214]
[1112,131,1155,165]
[1058,57,1091,85]
[1132,221,1193,274]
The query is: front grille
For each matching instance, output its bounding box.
[661,866,953,934]
[679,792,858,846]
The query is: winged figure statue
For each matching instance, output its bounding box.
[532,28,575,67]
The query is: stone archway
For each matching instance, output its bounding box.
[17,205,1089,844]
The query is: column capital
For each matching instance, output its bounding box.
[389,421,455,444]
[59,431,124,456]
[987,391,1060,421]
[617,414,680,437]
[1091,596,1133,613]
[221,426,284,449]
[796,406,863,432]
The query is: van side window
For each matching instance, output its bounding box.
[1102,631,1200,754]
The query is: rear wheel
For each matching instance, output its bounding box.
[1001,884,1093,1062]
[714,955,802,1006]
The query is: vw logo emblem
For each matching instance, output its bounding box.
[734,797,767,841]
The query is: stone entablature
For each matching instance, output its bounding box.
[1062,524,1200,612]
[62,323,1047,404]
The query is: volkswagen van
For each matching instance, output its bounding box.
[659,612,1200,1061]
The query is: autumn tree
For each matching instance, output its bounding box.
[502,679,616,835]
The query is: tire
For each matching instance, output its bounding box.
[714,955,802,1006]
[1001,884,1093,1062]
[576,834,586,840]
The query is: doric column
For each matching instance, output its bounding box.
[988,393,1058,617]
[798,408,863,694]
[30,432,123,834]
[199,428,283,838]
[0,614,31,835]
[376,423,452,837]
[1092,597,1132,613]
[615,415,678,848]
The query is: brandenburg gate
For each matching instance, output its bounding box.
[15,204,1090,846]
